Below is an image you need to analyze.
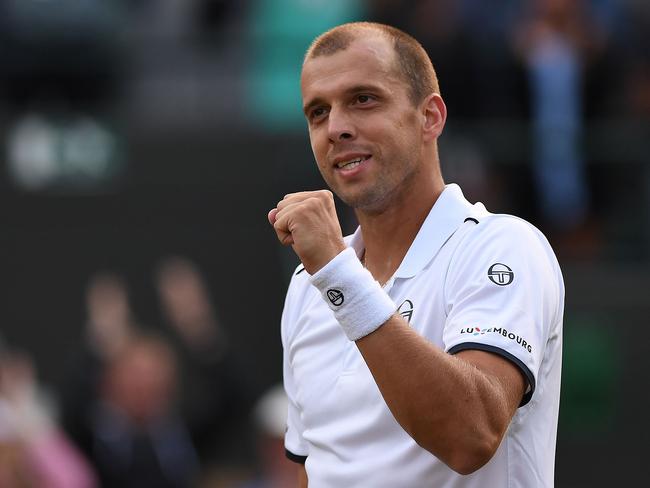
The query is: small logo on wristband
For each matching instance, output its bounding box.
[327,289,344,306]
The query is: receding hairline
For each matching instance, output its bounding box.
[303,22,440,103]
[304,22,385,60]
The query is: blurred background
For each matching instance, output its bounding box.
[0,0,648,486]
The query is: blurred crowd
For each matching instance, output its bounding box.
[0,0,648,245]
[0,256,297,488]
[2,0,647,116]
[368,0,648,256]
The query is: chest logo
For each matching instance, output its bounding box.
[327,289,344,306]
[488,263,514,286]
[397,299,414,323]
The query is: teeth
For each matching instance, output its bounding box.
[337,157,366,169]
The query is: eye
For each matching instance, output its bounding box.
[356,94,374,104]
[309,107,328,121]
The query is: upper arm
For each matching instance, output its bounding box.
[455,349,527,416]
[298,464,308,488]
[443,217,562,407]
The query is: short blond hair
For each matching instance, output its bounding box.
[305,22,440,105]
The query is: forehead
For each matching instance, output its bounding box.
[301,36,402,100]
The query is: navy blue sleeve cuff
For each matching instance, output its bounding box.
[448,342,535,407]
[285,449,307,464]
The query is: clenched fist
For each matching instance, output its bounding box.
[268,190,347,274]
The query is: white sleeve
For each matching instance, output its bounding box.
[282,268,309,462]
[443,217,562,406]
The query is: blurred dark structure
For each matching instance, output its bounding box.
[0,1,648,486]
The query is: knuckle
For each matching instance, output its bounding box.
[305,197,321,209]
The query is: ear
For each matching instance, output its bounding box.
[421,93,447,142]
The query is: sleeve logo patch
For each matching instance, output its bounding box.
[488,263,514,286]
[460,326,532,353]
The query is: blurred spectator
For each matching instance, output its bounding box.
[89,333,199,487]
[237,385,297,488]
[60,271,162,486]
[155,256,254,474]
[513,0,603,231]
[62,261,255,485]
[61,270,213,486]
[0,345,97,488]
[61,271,135,453]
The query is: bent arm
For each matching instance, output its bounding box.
[298,464,308,488]
[356,314,525,475]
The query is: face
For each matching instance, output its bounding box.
[107,343,176,424]
[301,36,427,212]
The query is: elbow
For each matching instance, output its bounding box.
[446,442,495,475]
[415,431,501,476]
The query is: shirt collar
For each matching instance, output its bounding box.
[349,184,486,279]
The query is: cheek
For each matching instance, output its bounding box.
[310,133,329,165]
[375,116,410,146]
[391,119,421,152]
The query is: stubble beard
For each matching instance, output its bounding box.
[330,156,421,215]
[338,178,394,213]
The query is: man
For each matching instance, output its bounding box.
[268,22,563,488]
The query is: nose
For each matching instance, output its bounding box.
[327,107,355,143]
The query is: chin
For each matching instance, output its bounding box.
[341,190,390,214]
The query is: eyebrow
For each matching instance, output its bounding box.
[303,84,386,115]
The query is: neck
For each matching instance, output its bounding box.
[356,175,444,285]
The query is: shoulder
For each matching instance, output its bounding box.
[456,214,557,263]
[446,213,563,297]
[467,213,545,239]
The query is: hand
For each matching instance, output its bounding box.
[86,272,132,359]
[155,256,222,351]
[268,190,347,274]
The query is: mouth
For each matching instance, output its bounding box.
[335,155,371,171]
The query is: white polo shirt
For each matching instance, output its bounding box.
[282,184,564,488]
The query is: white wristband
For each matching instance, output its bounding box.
[310,247,396,341]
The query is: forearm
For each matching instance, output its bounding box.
[356,315,517,474]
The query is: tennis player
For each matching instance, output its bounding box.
[268,22,564,488]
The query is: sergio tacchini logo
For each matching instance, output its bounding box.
[327,289,344,306]
[488,263,514,286]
